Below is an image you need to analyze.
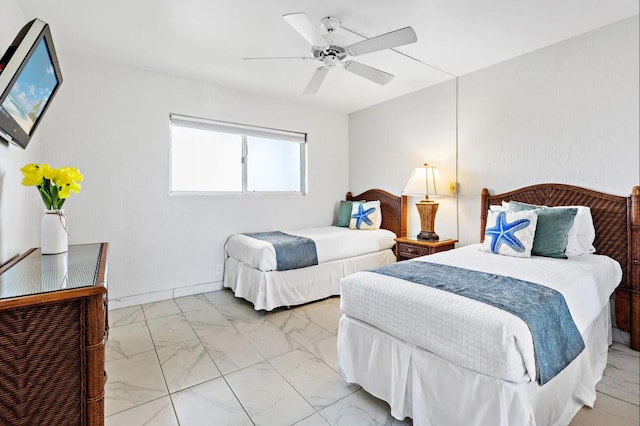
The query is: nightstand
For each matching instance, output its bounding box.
[395,236,458,261]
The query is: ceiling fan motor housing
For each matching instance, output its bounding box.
[312,44,347,63]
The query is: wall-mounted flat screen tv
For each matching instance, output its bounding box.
[0,19,63,149]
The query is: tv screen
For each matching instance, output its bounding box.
[0,19,63,149]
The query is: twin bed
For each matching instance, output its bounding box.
[339,183,639,425]
[223,183,639,425]
[223,189,406,311]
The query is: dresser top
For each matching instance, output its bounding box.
[0,243,105,300]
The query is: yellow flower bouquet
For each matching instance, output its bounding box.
[20,163,84,210]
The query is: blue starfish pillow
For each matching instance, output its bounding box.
[480,209,539,258]
[349,200,382,230]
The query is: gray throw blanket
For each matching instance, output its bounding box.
[244,231,318,271]
[372,261,585,385]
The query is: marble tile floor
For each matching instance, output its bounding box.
[105,289,640,425]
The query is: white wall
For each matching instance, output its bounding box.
[349,16,639,246]
[38,55,348,305]
[349,80,458,240]
[458,15,639,245]
[0,0,43,264]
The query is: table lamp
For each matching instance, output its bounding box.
[402,164,442,241]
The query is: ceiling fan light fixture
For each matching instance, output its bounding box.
[322,55,339,68]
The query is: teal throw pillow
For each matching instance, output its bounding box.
[337,201,353,227]
[509,201,578,259]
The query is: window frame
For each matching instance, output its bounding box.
[169,114,308,196]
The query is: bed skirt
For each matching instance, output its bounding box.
[337,303,612,426]
[224,249,396,311]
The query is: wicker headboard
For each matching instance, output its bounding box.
[347,189,407,238]
[480,183,640,350]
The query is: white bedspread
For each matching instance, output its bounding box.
[339,244,622,383]
[225,226,396,272]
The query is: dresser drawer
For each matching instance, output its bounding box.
[398,243,431,258]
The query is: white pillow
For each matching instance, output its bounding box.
[488,201,511,212]
[480,209,539,258]
[349,200,382,230]
[561,206,596,256]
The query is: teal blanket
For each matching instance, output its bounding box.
[372,261,584,385]
[244,231,318,271]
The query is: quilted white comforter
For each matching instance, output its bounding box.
[225,226,396,272]
[339,244,622,383]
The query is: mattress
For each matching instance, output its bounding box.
[225,226,396,272]
[339,244,622,383]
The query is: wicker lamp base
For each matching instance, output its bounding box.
[416,200,439,241]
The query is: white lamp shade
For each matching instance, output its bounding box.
[402,166,442,196]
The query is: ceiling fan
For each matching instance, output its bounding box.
[244,13,418,94]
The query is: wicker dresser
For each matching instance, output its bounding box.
[0,243,108,426]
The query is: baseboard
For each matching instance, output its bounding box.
[174,281,223,298]
[108,281,224,310]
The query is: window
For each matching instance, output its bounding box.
[170,114,306,194]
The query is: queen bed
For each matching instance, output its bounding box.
[338,183,639,426]
[223,189,407,311]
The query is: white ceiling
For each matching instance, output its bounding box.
[17,0,640,113]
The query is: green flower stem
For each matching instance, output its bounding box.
[50,183,60,209]
[38,185,52,210]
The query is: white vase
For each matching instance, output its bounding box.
[41,209,68,254]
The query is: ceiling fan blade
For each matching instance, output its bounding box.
[304,67,329,94]
[343,60,394,85]
[283,13,328,48]
[347,27,417,56]
[243,56,314,61]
